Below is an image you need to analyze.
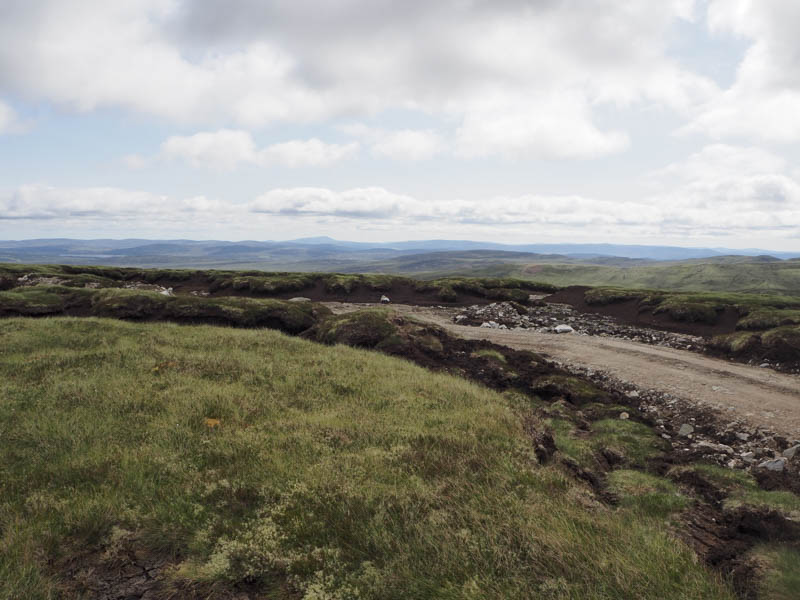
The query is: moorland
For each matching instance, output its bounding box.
[1,259,799,599]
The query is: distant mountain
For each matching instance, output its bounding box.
[0,238,798,269]
[285,238,800,261]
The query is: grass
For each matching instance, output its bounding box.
[0,286,327,333]
[0,265,557,305]
[709,325,800,361]
[736,308,800,330]
[606,470,690,519]
[0,317,734,599]
[544,417,667,469]
[748,545,800,600]
[308,308,397,348]
[533,375,608,405]
[512,260,800,297]
[472,349,507,363]
[669,464,800,515]
[590,419,668,467]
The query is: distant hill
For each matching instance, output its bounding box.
[1,237,798,268]
[1,238,800,294]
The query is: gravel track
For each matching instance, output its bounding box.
[328,303,800,437]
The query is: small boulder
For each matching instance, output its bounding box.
[757,457,786,472]
[678,424,694,437]
[554,324,574,334]
[783,444,800,459]
[288,297,311,303]
[619,412,629,420]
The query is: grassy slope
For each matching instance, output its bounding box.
[514,262,800,296]
[0,318,733,599]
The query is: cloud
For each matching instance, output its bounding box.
[343,125,445,160]
[453,93,629,159]
[0,1,717,158]
[159,130,358,169]
[3,172,800,244]
[259,138,359,168]
[0,99,23,133]
[0,184,223,220]
[646,144,800,234]
[251,187,421,218]
[684,0,800,141]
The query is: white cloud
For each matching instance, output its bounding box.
[159,130,358,169]
[684,0,800,141]
[0,1,717,158]
[370,130,445,161]
[0,184,240,222]
[646,144,800,234]
[161,130,258,170]
[3,175,800,245]
[0,99,22,133]
[251,187,421,218]
[343,125,445,160]
[258,138,359,168]
[651,144,786,181]
[453,93,629,159]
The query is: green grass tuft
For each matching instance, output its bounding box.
[607,470,690,519]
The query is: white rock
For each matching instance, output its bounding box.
[619,412,629,420]
[757,457,786,472]
[554,324,574,334]
[380,295,391,304]
[288,297,311,303]
[678,424,694,437]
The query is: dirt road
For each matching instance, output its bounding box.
[329,303,800,437]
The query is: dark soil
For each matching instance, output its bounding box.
[545,286,740,337]
[58,535,172,600]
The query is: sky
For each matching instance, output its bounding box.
[1,0,800,250]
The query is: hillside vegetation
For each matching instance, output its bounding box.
[0,264,556,305]
[518,260,800,296]
[0,318,736,599]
